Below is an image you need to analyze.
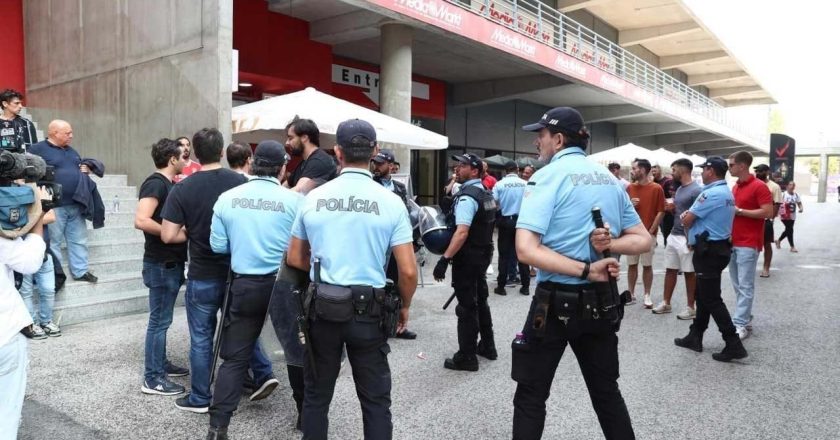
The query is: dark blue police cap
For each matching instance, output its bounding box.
[253,140,288,166]
[522,107,584,133]
[696,156,728,174]
[451,153,482,169]
[372,149,395,163]
[337,119,377,148]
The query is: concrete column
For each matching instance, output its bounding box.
[379,23,413,171]
[818,153,828,203]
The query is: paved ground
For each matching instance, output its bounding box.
[19,198,840,439]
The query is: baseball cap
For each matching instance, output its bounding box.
[451,153,482,169]
[372,149,395,163]
[522,107,584,133]
[336,119,376,148]
[696,156,728,174]
[253,140,288,166]
[753,164,770,172]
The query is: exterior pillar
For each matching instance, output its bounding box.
[818,153,828,203]
[379,23,413,173]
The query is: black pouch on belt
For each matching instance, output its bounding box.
[352,285,382,323]
[553,290,580,323]
[314,284,354,323]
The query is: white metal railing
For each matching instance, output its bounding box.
[448,0,769,146]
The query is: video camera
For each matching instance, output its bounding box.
[0,150,62,237]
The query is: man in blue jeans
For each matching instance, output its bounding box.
[28,120,98,284]
[135,138,191,396]
[161,128,276,414]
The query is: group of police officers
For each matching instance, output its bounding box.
[193,104,746,440]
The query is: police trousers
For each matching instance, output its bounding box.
[209,274,275,428]
[303,317,392,440]
[511,297,634,440]
[452,256,494,356]
[690,240,737,340]
[496,215,529,288]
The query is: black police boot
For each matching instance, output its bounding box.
[444,352,479,372]
[674,329,703,353]
[477,339,498,360]
[519,285,530,295]
[712,336,748,362]
[494,286,507,296]
[206,426,228,440]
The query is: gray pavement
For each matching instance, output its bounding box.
[19,199,840,439]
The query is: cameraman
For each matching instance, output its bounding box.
[0,188,49,439]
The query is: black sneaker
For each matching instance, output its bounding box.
[494,286,507,296]
[249,377,280,401]
[175,394,209,413]
[444,352,479,372]
[165,361,189,377]
[21,324,47,340]
[73,272,98,283]
[141,378,185,396]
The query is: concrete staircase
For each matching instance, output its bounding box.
[52,174,153,325]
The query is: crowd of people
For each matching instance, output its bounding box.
[0,87,809,440]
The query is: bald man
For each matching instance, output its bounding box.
[28,120,98,283]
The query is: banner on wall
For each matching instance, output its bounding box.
[769,133,795,184]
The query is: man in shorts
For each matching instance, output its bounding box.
[625,158,665,307]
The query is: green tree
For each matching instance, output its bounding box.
[768,107,785,134]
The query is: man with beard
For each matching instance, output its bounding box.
[284,118,336,192]
[173,137,201,183]
[433,153,498,371]
[371,149,418,340]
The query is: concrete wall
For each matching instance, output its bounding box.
[23,0,233,188]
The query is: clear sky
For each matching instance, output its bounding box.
[683,0,839,147]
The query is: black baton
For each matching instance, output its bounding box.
[442,291,456,310]
[591,207,621,297]
[210,267,234,384]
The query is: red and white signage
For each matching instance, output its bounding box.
[366,0,758,147]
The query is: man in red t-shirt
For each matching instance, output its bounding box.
[625,158,665,307]
[173,136,201,182]
[727,151,773,340]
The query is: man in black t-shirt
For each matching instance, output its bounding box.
[161,128,276,414]
[135,138,189,396]
[284,118,336,193]
[0,89,38,152]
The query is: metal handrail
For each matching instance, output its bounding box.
[447,0,768,146]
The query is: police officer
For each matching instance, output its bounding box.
[493,160,529,296]
[286,119,417,440]
[206,140,302,440]
[513,107,651,439]
[433,153,497,371]
[371,148,419,340]
[674,157,748,362]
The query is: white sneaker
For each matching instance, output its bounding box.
[676,307,696,320]
[651,302,672,314]
[736,326,750,340]
[643,294,653,309]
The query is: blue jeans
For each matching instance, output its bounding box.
[0,333,28,440]
[185,278,274,406]
[19,254,56,325]
[143,260,185,383]
[729,246,759,327]
[48,204,89,278]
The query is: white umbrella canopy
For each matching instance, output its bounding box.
[231,87,448,150]
[587,143,656,167]
[650,148,681,167]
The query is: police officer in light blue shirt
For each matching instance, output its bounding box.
[286,119,418,440]
[492,160,530,295]
[675,156,747,363]
[512,107,651,439]
[206,140,300,438]
[432,153,498,372]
